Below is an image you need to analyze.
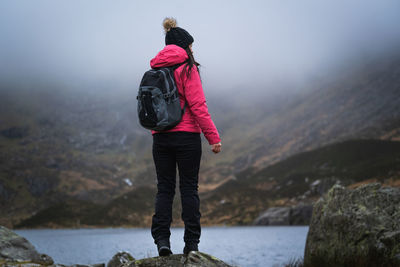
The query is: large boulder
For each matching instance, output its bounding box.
[0,225,53,265]
[304,183,400,267]
[253,203,313,225]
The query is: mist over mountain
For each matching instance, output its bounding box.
[1,0,400,95]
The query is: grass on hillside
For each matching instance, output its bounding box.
[14,139,400,228]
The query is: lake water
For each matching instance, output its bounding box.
[15,226,309,267]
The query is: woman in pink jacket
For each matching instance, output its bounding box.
[150,18,221,256]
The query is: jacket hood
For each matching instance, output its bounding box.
[150,45,188,68]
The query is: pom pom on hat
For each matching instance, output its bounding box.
[163,17,177,33]
[163,17,194,49]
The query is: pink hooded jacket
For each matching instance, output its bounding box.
[150,45,221,145]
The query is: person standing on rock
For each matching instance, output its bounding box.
[149,17,222,256]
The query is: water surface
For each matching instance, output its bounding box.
[16,226,308,267]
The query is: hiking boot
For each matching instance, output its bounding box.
[157,240,172,256]
[183,243,198,255]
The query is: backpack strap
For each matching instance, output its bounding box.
[181,102,188,116]
[170,62,188,116]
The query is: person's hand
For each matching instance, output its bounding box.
[211,142,222,154]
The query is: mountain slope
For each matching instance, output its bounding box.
[16,139,400,228]
[0,88,153,227]
[211,54,400,175]
[200,139,400,225]
[2,52,400,227]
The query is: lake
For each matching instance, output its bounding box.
[15,226,309,267]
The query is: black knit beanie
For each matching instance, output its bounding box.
[163,18,194,49]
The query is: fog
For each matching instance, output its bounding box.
[0,0,399,94]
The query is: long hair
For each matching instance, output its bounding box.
[181,47,200,79]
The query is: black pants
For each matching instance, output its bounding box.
[151,131,202,245]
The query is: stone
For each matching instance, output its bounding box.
[310,177,340,196]
[304,183,400,266]
[254,207,290,225]
[107,252,135,267]
[185,251,232,267]
[253,203,313,225]
[130,252,233,267]
[0,225,53,265]
[289,203,313,225]
[68,264,105,267]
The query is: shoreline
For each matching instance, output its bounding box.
[14,224,310,231]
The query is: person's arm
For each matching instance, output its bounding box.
[184,67,221,150]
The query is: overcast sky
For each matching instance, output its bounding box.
[0,0,399,93]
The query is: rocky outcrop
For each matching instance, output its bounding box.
[108,251,233,267]
[0,225,53,265]
[0,226,233,267]
[254,207,291,225]
[253,203,313,225]
[304,183,400,267]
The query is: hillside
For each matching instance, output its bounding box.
[201,139,400,225]
[15,139,400,228]
[185,53,400,189]
[0,87,160,227]
[213,55,400,174]
[2,52,400,228]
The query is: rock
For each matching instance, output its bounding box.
[254,207,290,225]
[0,225,54,265]
[253,203,313,225]
[310,177,339,196]
[68,264,105,267]
[129,251,233,267]
[107,252,135,267]
[304,183,400,266]
[185,251,232,267]
[289,203,313,225]
[0,126,29,139]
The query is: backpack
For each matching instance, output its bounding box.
[137,63,186,131]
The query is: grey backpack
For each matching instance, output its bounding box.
[137,64,186,131]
